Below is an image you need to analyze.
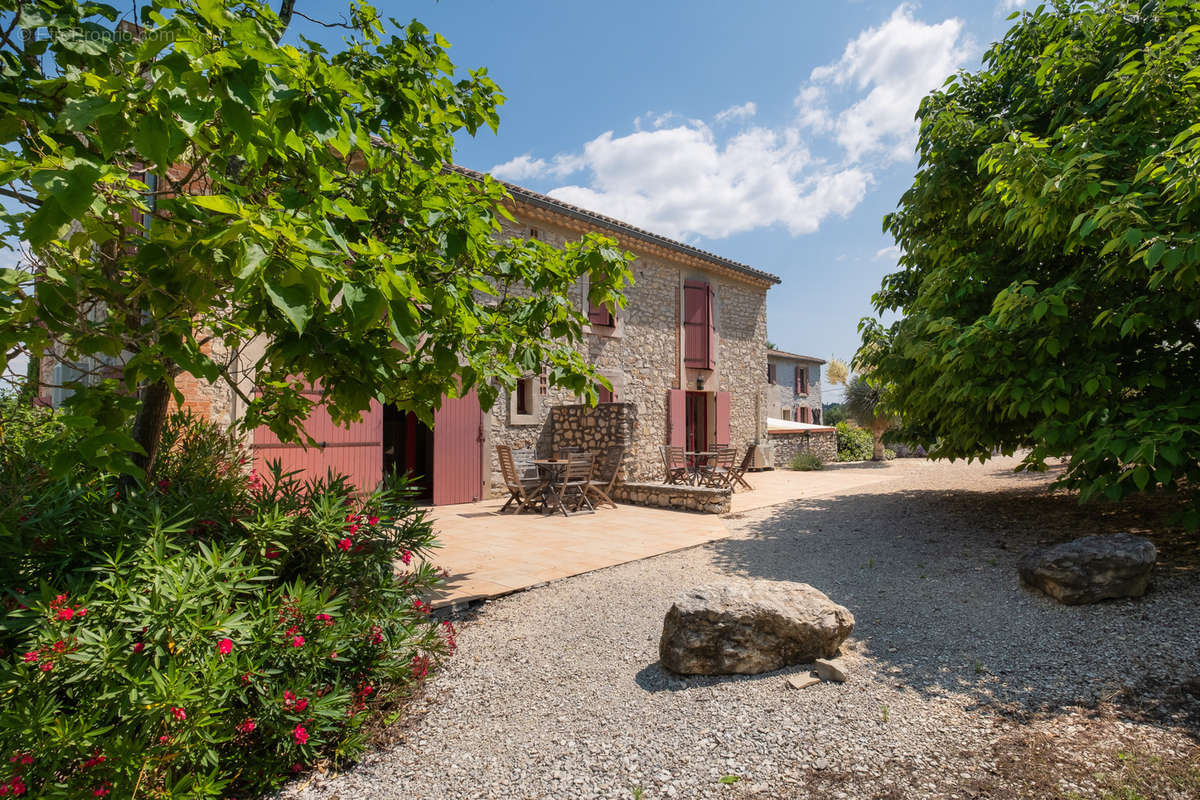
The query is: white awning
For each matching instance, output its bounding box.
[767,417,833,432]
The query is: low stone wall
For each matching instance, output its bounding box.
[612,481,731,514]
[549,403,637,475]
[769,429,837,466]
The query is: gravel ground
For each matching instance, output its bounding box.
[278,457,1200,800]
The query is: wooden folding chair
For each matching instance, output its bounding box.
[497,445,545,514]
[660,445,689,485]
[585,445,624,509]
[727,447,755,491]
[553,452,595,516]
[698,446,736,488]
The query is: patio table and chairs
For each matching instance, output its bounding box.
[660,445,689,485]
[538,452,596,516]
[584,445,624,509]
[497,444,547,514]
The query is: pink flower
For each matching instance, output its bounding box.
[56,607,74,621]
[236,718,256,734]
[347,524,359,535]
[283,690,296,708]
[217,638,233,655]
[76,608,87,617]
[171,706,186,721]
[22,651,37,663]
[337,538,352,551]
[295,697,309,711]
[315,613,333,625]
[368,516,379,526]
[92,785,110,797]
[157,479,171,492]
[265,548,280,559]
[291,635,305,648]
[133,642,145,654]
[293,725,308,745]
[39,662,53,672]
[400,550,412,565]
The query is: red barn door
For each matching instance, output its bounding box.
[252,388,383,491]
[431,389,483,505]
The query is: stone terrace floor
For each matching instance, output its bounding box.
[421,463,897,608]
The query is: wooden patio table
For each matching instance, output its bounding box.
[533,459,570,514]
[684,451,716,486]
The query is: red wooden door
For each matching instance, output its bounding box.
[252,389,383,491]
[432,389,483,505]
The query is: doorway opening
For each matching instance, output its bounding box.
[383,405,433,501]
[685,390,711,454]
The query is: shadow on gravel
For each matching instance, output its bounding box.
[705,479,1200,737]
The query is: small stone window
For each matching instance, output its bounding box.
[509,376,541,425]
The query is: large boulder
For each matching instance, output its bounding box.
[1019,533,1156,605]
[659,580,854,675]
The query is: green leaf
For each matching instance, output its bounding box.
[192,195,240,214]
[264,279,314,334]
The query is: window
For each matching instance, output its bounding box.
[796,366,809,395]
[588,299,615,328]
[516,377,533,416]
[799,406,812,424]
[529,227,540,240]
[597,383,614,403]
[767,363,777,385]
[780,408,791,421]
[683,280,714,369]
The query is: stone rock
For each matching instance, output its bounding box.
[659,580,854,675]
[814,657,848,683]
[786,674,821,690]
[1018,533,1156,605]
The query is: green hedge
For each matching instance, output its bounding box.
[835,422,874,462]
[0,404,449,798]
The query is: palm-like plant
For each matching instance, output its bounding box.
[844,375,895,461]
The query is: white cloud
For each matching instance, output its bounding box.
[999,0,1029,10]
[486,4,972,242]
[803,3,972,163]
[714,101,757,124]
[490,152,583,182]
[874,245,902,261]
[540,124,868,240]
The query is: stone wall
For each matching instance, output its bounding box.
[766,357,824,424]
[769,429,837,465]
[549,403,636,476]
[611,482,731,514]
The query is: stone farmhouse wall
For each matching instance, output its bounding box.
[767,357,823,423]
[483,209,770,495]
[769,429,837,465]
[548,403,636,478]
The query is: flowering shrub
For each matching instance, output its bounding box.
[0,406,450,797]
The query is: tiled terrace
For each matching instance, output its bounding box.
[422,463,898,608]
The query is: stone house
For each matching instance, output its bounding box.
[37,168,781,505]
[468,169,781,498]
[766,349,824,424]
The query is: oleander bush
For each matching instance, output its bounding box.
[788,451,824,471]
[835,422,875,463]
[0,404,451,798]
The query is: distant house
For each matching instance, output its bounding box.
[766,350,825,424]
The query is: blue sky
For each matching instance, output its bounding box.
[293,0,1030,399]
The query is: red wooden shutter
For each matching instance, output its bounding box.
[705,284,715,369]
[793,367,800,394]
[668,389,686,447]
[588,299,614,327]
[768,363,777,385]
[432,389,483,505]
[800,406,812,424]
[683,281,712,368]
[799,366,809,394]
[597,383,613,403]
[715,391,730,446]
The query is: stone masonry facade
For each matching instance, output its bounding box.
[484,203,774,495]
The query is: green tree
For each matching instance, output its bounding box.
[860,0,1200,517]
[0,0,632,477]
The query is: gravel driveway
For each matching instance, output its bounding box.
[279,457,1200,800]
